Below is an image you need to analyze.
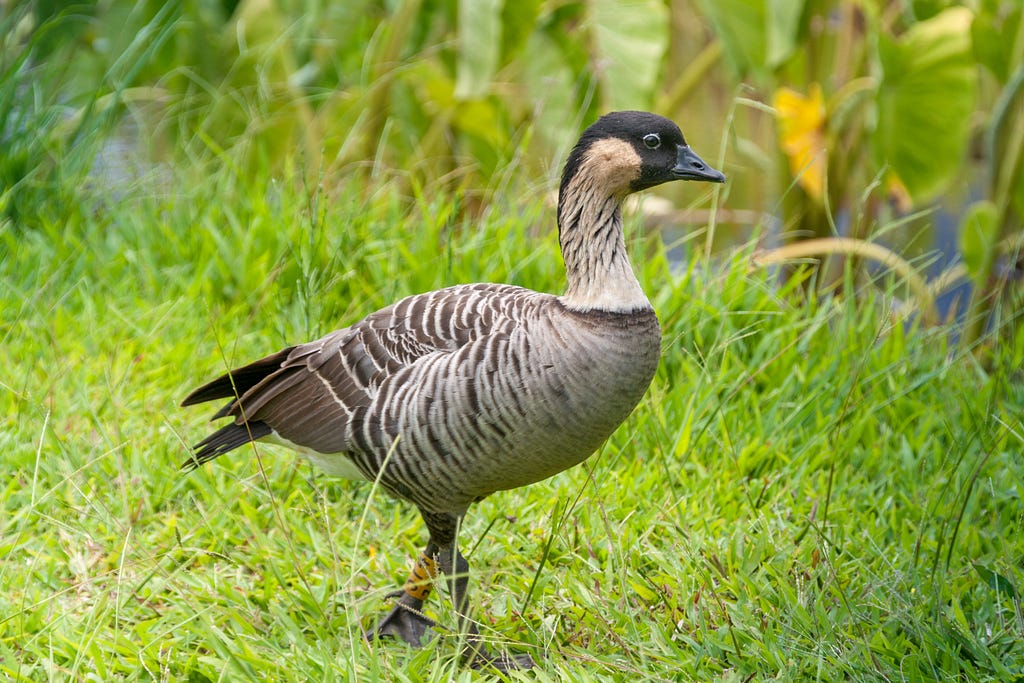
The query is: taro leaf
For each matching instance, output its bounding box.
[767,0,805,68]
[522,29,578,154]
[911,0,958,21]
[973,562,1020,602]
[971,3,1022,83]
[591,0,669,111]
[959,200,999,282]
[501,0,542,63]
[874,7,976,203]
[454,98,506,150]
[694,0,766,76]
[454,98,508,177]
[455,0,502,100]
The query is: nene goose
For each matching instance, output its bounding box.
[181,110,725,670]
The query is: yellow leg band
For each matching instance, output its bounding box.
[402,552,438,602]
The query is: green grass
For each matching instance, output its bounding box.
[2,156,1023,682]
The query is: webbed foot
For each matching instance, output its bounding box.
[370,594,437,647]
[468,648,536,671]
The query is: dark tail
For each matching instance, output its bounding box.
[181,346,295,407]
[181,420,273,471]
[180,347,293,469]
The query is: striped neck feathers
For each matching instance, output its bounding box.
[557,137,651,313]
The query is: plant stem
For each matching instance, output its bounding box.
[751,236,938,323]
[656,40,723,115]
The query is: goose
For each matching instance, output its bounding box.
[181,110,725,670]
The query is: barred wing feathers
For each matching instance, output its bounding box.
[180,283,532,470]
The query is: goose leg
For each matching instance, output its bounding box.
[371,543,440,647]
[426,513,536,671]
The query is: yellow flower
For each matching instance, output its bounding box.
[886,173,913,213]
[773,84,827,201]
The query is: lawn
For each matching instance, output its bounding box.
[2,152,1023,681]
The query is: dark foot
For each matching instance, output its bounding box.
[468,649,536,671]
[461,629,535,671]
[370,598,437,647]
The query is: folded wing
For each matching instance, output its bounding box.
[180,283,527,469]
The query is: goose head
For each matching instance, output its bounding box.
[559,110,726,201]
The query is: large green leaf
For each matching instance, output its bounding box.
[694,0,766,76]
[959,200,999,283]
[522,29,577,153]
[971,2,1022,83]
[454,0,503,100]
[874,7,976,202]
[766,0,805,68]
[590,0,669,111]
[500,0,542,63]
[694,0,802,72]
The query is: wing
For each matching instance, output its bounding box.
[180,283,536,468]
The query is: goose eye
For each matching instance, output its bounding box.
[643,133,661,149]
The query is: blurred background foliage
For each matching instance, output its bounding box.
[1,0,1022,347]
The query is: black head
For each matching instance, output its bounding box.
[559,111,725,199]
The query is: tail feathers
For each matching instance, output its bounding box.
[181,347,295,407]
[181,420,273,471]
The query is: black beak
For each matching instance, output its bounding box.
[672,145,726,183]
